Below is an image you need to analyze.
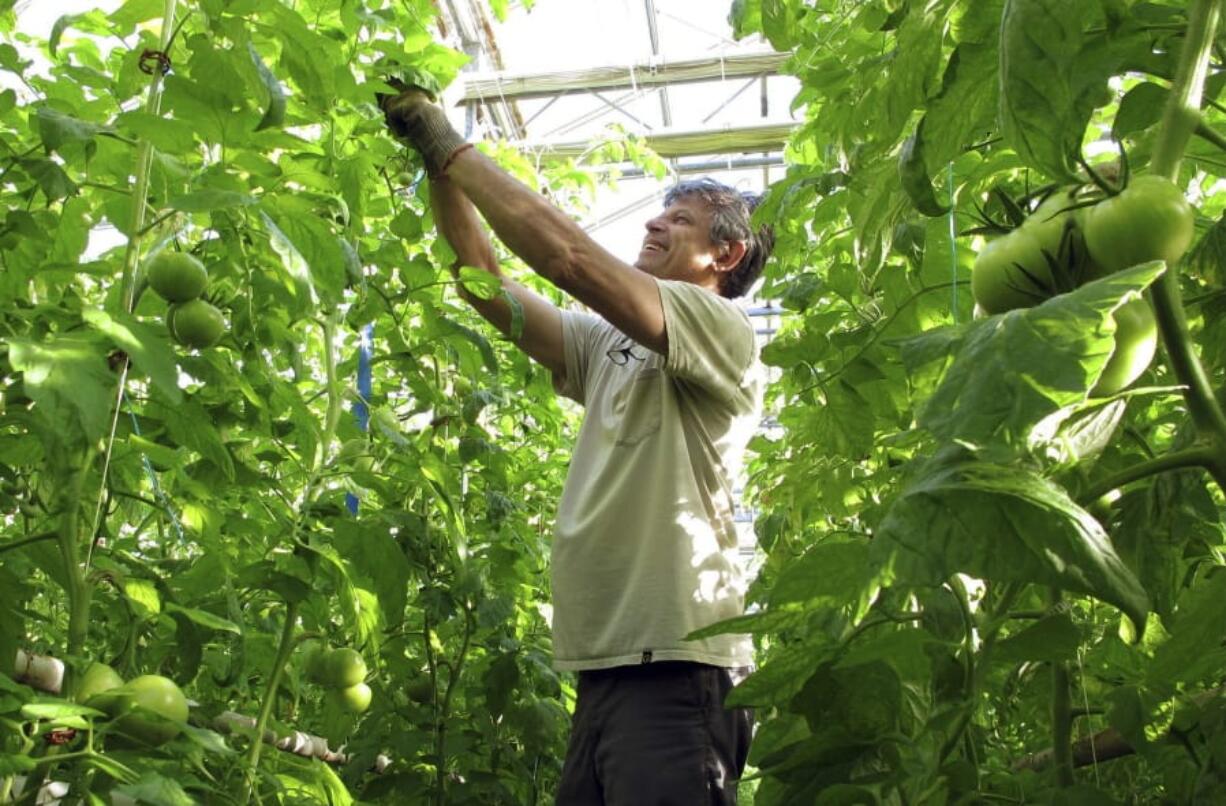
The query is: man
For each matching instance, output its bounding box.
[382,86,773,805]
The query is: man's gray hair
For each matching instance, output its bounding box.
[663,177,775,299]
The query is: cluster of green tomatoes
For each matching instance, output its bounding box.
[143,251,227,349]
[970,174,1195,395]
[76,662,189,746]
[303,643,372,715]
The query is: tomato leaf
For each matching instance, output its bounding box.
[9,335,113,443]
[875,458,1150,630]
[1113,81,1167,139]
[114,774,193,806]
[999,0,1118,181]
[902,261,1165,447]
[994,612,1082,663]
[82,308,182,405]
[248,42,286,132]
[898,122,949,217]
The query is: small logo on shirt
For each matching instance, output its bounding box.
[606,342,646,366]
[640,650,653,664]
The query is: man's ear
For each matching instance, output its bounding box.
[716,240,749,272]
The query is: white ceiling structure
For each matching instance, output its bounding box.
[431,0,801,250]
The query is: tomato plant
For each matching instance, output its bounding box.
[3,0,1226,804]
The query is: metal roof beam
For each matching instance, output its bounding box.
[514,121,798,161]
[458,51,789,103]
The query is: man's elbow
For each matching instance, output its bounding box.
[535,246,584,292]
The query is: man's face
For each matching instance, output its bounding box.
[633,196,723,283]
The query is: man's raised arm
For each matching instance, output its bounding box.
[427,175,567,377]
[382,88,669,356]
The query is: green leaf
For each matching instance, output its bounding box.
[165,603,242,634]
[248,42,286,132]
[82,308,182,404]
[116,111,197,154]
[9,335,114,442]
[727,640,836,708]
[0,754,37,776]
[1112,81,1166,139]
[875,459,1149,629]
[728,0,763,41]
[769,539,876,607]
[21,700,103,720]
[261,209,345,304]
[898,121,948,217]
[36,106,101,151]
[155,398,236,481]
[124,577,162,617]
[457,266,501,300]
[998,0,1129,180]
[169,190,258,212]
[333,522,412,628]
[437,315,499,374]
[1147,571,1226,686]
[260,211,319,311]
[108,0,163,32]
[761,0,798,51]
[23,157,77,200]
[114,774,194,806]
[902,262,1165,447]
[48,15,80,58]
[994,612,1081,662]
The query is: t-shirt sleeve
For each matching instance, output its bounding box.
[553,309,603,404]
[657,279,757,407]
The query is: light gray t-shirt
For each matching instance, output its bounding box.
[550,279,764,671]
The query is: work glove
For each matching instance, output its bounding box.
[378,81,467,176]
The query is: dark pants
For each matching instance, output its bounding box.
[556,662,753,805]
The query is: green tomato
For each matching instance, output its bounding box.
[1091,298,1158,396]
[1084,175,1195,273]
[324,648,367,689]
[146,251,208,303]
[971,228,1054,313]
[104,674,189,746]
[336,439,376,473]
[76,662,124,704]
[1023,187,1101,287]
[168,299,226,349]
[329,682,372,714]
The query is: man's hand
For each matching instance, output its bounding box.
[378,84,467,176]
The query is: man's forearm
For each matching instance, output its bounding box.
[428,174,567,374]
[429,176,515,333]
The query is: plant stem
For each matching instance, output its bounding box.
[0,530,57,555]
[1147,0,1226,454]
[241,599,299,806]
[433,604,474,806]
[1049,590,1075,787]
[57,455,90,699]
[1077,445,1218,504]
[119,0,180,312]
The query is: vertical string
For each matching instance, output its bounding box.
[947,160,958,324]
[345,323,374,516]
[126,400,186,544]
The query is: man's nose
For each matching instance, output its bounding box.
[645,216,664,233]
